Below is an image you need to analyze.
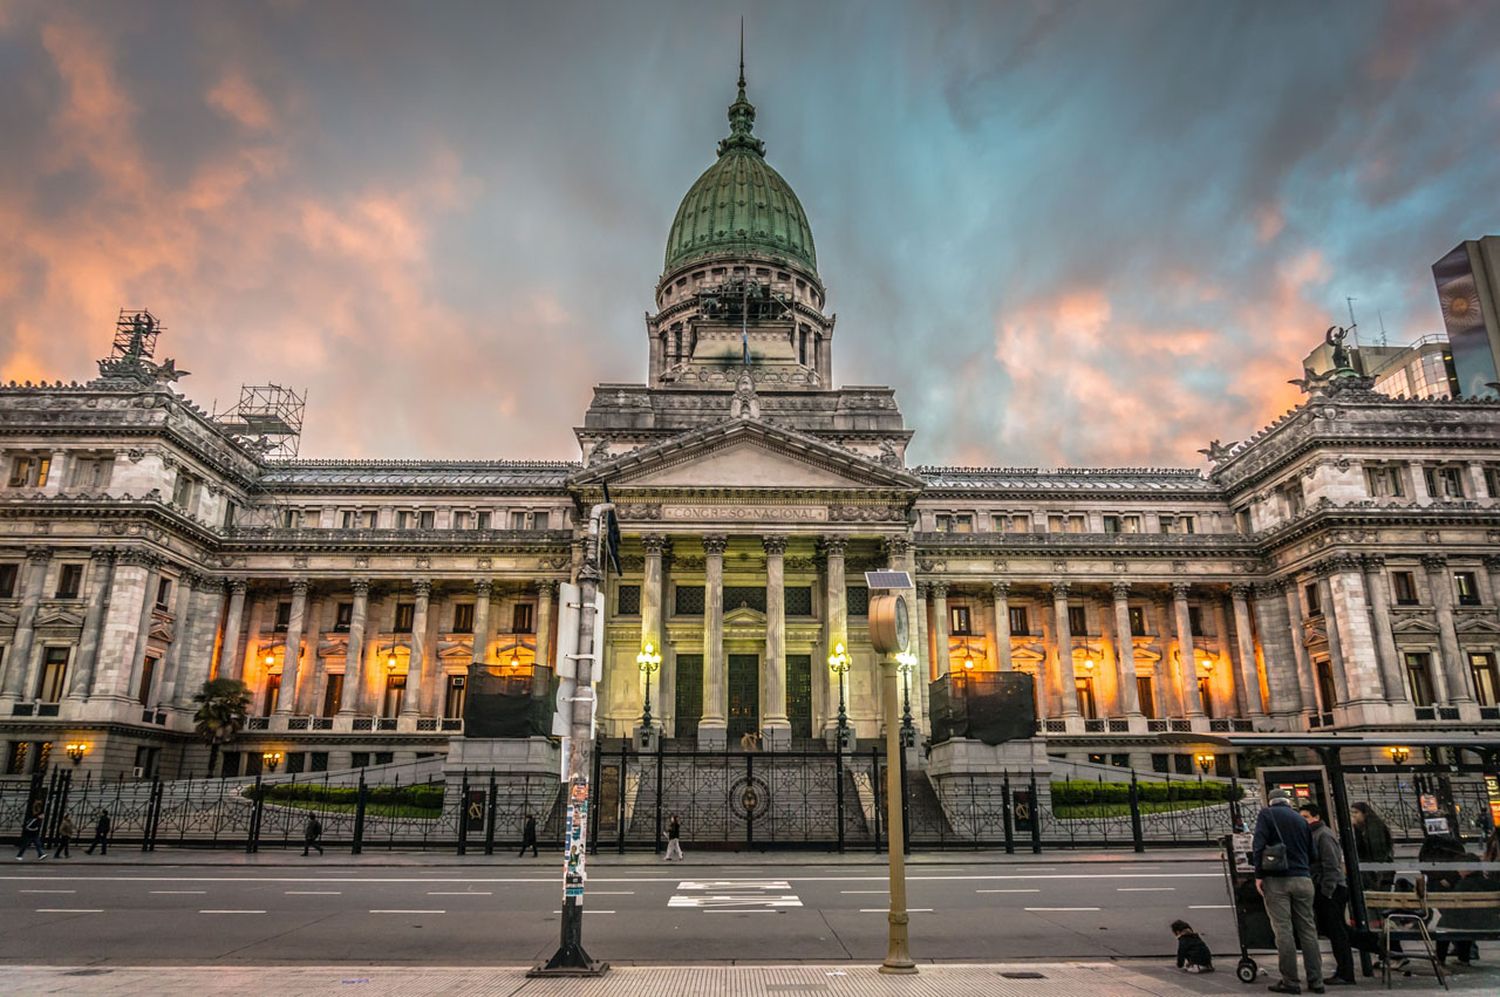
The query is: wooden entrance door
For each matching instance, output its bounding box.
[727,654,760,739]
[674,654,703,737]
[786,654,812,738]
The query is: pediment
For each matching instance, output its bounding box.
[1010,645,1046,664]
[1455,615,1500,635]
[1391,616,1441,634]
[724,605,767,626]
[570,419,922,493]
[35,609,85,629]
[437,638,475,660]
[318,635,349,658]
[148,619,175,642]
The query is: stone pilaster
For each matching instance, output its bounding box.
[157,570,198,709]
[930,581,950,678]
[470,578,493,668]
[275,579,309,716]
[1153,595,1183,717]
[991,581,1013,671]
[1172,583,1204,718]
[1,549,51,704]
[1229,584,1266,718]
[402,579,430,717]
[220,580,248,680]
[1361,555,1406,705]
[66,550,115,702]
[762,535,789,745]
[176,577,226,708]
[640,535,665,730]
[124,557,163,707]
[1112,581,1142,717]
[1423,554,1475,713]
[1314,568,1353,709]
[1052,582,1080,718]
[1282,582,1319,716]
[339,579,370,716]
[821,536,849,735]
[699,535,728,748]
[535,580,556,671]
[1251,582,1300,717]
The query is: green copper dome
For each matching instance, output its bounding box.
[664,77,817,275]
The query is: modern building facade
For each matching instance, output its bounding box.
[4,75,1500,784]
[1433,237,1500,400]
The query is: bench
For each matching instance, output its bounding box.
[1364,877,1500,990]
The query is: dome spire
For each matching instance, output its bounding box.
[720,19,764,157]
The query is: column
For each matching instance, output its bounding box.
[930,582,951,677]
[219,580,248,680]
[469,578,493,669]
[1315,570,1353,708]
[1230,585,1266,718]
[1361,555,1406,705]
[338,579,370,716]
[1252,582,1302,717]
[401,579,430,718]
[1283,582,1321,715]
[0,549,51,703]
[1423,554,1474,709]
[1486,556,1500,615]
[156,570,198,709]
[274,579,309,716]
[174,579,225,709]
[640,535,665,730]
[914,582,933,728]
[991,582,1013,671]
[66,550,115,701]
[535,581,555,671]
[762,535,790,744]
[1153,594,1182,717]
[297,594,326,715]
[1112,581,1142,717]
[124,557,162,707]
[1051,582,1080,717]
[699,535,728,747]
[822,536,849,734]
[1172,583,1205,718]
[1210,595,1239,716]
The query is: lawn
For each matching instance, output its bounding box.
[1053,799,1223,820]
[262,798,443,820]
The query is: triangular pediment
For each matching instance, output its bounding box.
[1456,615,1500,634]
[148,619,175,642]
[570,419,922,493]
[437,638,475,660]
[35,609,86,629]
[1391,616,1440,634]
[724,605,767,626]
[1010,645,1046,664]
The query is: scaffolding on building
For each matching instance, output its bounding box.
[214,384,307,461]
[112,309,163,362]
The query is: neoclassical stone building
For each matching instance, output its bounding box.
[3,73,1500,782]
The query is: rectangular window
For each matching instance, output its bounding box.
[69,455,113,490]
[1197,677,1214,719]
[38,647,69,702]
[382,674,406,718]
[394,602,415,633]
[321,674,343,718]
[171,472,196,509]
[533,511,550,530]
[991,513,1009,532]
[274,601,292,631]
[1178,515,1195,534]
[221,751,242,777]
[476,511,491,529]
[397,510,415,530]
[674,585,705,615]
[262,673,281,716]
[1150,752,1169,774]
[724,586,766,613]
[1048,514,1065,533]
[1315,658,1338,713]
[286,751,305,775]
[1280,480,1305,516]
[846,586,869,616]
[138,655,158,705]
[616,584,641,615]
[1102,515,1121,534]
[1008,514,1030,533]
[155,577,172,609]
[510,511,527,530]
[350,751,369,769]
[0,563,17,598]
[1188,605,1205,637]
[934,513,951,533]
[951,514,973,533]
[1455,571,1481,606]
[1365,464,1405,498]
[341,510,356,528]
[1235,509,1252,533]
[1391,571,1419,605]
[1008,606,1030,636]
[55,563,83,599]
[8,454,50,488]
[1067,605,1086,634]
[1405,653,1434,707]
[1470,653,1499,707]
[1158,515,1175,533]
[311,752,329,773]
[445,674,467,719]
[224,501,239,528]
[949,605,972,635]
[1304,582,1321,616]
[1426,465,1465,499]
[334,602,353,631]
[374,751,394,766]
[1137,676,1157,718]
[452,603,475,633]
[1076,677,1097,719]
[785,587,813,616]
[511,602,534,634]
[418,510,435,530]
[1128,606,1147,636]
[1122,514,1141,533]
[452,510,472,529]
[1486,465,1500,499]
[1067,514,1087,533]
[359,510,376,528]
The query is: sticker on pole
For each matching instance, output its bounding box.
[562,780,590,902]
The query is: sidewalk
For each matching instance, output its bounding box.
[5,960,1487,996]
[31,846,1222,868]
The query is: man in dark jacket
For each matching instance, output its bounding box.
[1254,789,1323,994]
[15,807,45,860]
[1301,803,1354,985]
[518,813,538,858]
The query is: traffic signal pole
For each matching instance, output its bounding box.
[531,503,612,977]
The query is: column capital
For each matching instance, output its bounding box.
[1229,582,1253,600]
[533,578,558,596]
[1326,553,1362,574]
[1420,553,1449,572]
[1111,580,1131,600]
[351,578,371,597]
[702,534,729,556]
[1485,555,1500,573]
[179,569,204,589]
[991,580,1011,599]
[641,533,668,556]
[473,578,492,598]
[228,578,249,595]
[884,535,912,558]
[762,535,788,556]
[1170,581,1191,599]
[89,548,117,564]
[411,578,431,599]
[819,535,848,556]
[25,546,54,565]
[1361,553,1387,570]
[929,581,949,599]
[916,581,930,600]
[290,578,310,597]
[1050,580,1070,599]
[1252,579,1284,599]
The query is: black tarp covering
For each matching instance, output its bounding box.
[929,671,1036,745]
[463,665,555,738]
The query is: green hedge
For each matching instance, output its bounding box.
[1048,779,1245,807]
[248,782,445,810]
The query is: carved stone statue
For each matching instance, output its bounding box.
[729,367,760,420]
[1325,325,1353,371]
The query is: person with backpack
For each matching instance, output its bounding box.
[1254,788,1323,994]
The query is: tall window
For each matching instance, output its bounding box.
[1076,677,1097,719]
[55,563,83,599]
[1454,571,1481,606]
[0,562,18,597]
[138,656,157,705]
[334,602,353,632]
[262,674,281,716]
[1067,605,1086,634]
[510,511,527,530]
[846,587,869,616]
[7,454,50,488]
[321,674,343,718]
[1187,605,1205,637]
[382,674,406,717]
[1314,659,1337,714]
[452,603,475,633]
[155,577,172,609]
[949,605,972,635]
[274,601,292,631]
[445,674,467,719]
[1405,653,1435,707]
[1008,606,1030,636]
[1304,583,1322,616]
[1424,464,1465,499]
[38,647,69,702]
[1364,464,1405,498]
[1197,677,1214,719]
[1102,515,1121,534]
[1470,653,1499,707]
[616,585,641,615]
[511,602,535,634]
[1279,480,1305,516]
[418,510,435,530]
[69,455,113,490]
[1128,606,1147,636]
[533,511,550,530]
[394,602,415,633]
[1391,571,1419,605]
[1136,676,1156,718]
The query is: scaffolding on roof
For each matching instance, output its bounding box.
[214,383,307,461]
[111,309,162,362]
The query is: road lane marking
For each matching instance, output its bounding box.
[426,891,492,896]
[1116,887,1175,892]
[200,909,265,914]
[977,889,1040,893]
[370,909,445,914]
[21,889,76,893]
[860,907,933,913]
[1190,904,1231,910]
[0,871,1222,885]
[703,909,779,914]
[36,908,102,913]
[286,890,342,895]
[588,891,635,895]
[552,910,616,914]
[151,890,207,895]
[1025,907,1100,912]
[841,890,889,894]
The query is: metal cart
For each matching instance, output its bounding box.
[1222,832,1277,984]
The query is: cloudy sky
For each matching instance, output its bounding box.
[2,0,1497,468]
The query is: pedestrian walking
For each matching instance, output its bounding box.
[518,813,538,858]
[663,813,683,861]
[302,815,324,856]
[1300,803,1354,985]
[15,806,45,860]
[1253,788,1323,994]
[52,815,75,859]
[85,809,111,855]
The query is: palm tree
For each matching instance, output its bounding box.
[193,678,251,777]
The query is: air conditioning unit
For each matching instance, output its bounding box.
[452,676,465,688]
[132,766,145,779]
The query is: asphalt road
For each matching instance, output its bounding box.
[0,858,1236,965]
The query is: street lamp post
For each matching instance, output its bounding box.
[896,651,917,748]
[828,641,851,746]
[636,642,661,731]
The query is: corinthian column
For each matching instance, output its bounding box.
[699,535,729,748]
[401,579,430,718]
[470,578,493,668]
[1052,582,1080,717]
[762,536,790,745]
[535,580,555,671]
[220,580,248,680]
[1112,581,1142,717]
[274,579,309,716]
[67,550,116,701]
[1,549,51,704]
[822,536,849,732]
[339,579,370,716]
[930,582,950,677]
[1230,584,1266,718]
[991,582,1013,671]
[1423,554,1473,711]
[1172,583,1205,718]
[641,535,665,726]
[1361,557,1403,704]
